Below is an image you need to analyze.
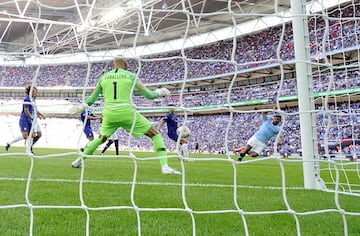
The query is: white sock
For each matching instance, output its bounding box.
[178,145,184,157]
[181,144,189,158]
[83,142,90,150]
[8,136,23,145]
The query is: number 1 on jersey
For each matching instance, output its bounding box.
[113,81,117,99]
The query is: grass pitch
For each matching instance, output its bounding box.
[0,146,359,235]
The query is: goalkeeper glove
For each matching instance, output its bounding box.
[69,102,88,114]
[155,88,171,97]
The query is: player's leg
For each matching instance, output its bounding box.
[128,113,167,166]
[248,141,266,158]
[180,138,193,161]
[6,136,23,151]
[114,139,119,155]
[248,152,260,157]
[32,132,41,145]
[83,135,106,155]
[12,119,31,151]
[22,121,32,153]
[31,121,42,153]
[72,135,106,168]
[238,136,264,161]
[146,127,180,175]
[83,120,116,156]
[238,136,256,161]
[32,134,40,147]
[101,139,114,155]
[80,128,94,152]
[72,118,115,168]
[6,119,28,151]
[168,132,184,159]
[238,145,251,161]
[132,112,180,175]
[180,139,189,157]
[22,131,31,153]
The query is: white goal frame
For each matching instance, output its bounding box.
[291,0,324,190]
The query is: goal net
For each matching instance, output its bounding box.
[0,0,359,235]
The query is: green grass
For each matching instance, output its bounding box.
[0,147,359,235]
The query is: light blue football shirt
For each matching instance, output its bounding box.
[254,115,281,143]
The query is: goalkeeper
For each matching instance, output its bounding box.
[71,57,181,175]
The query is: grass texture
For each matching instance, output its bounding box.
[0,146,359,235]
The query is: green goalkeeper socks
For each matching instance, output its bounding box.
[82,135,168,167]
[83,138,103,157]
[152,134,168,166]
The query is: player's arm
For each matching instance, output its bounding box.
[277,132,285,146]
[234,147,245,153]
[135,80,158,99]
[262,106,277,117]
[24,107,33,120]
[69,82,102,114]
[261,111,269,122]
[88,114,101,120]
[37,110,46,119]
[278,136,284,146]
[158,118,165,130]
[86,79,103,106]
[135,79,170,99]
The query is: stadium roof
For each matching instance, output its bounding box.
[0,0,294,61]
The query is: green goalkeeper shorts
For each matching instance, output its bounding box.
[101,106,152,138]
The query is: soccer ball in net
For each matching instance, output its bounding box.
[176,126,191,138]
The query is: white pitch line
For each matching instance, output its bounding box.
[0,177,305,190]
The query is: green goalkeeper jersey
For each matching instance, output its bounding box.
[85,68,158,116]
[101,68,136,105]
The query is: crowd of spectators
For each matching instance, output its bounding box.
[138,70,359,108]
[0,3,358,87]
[82,101,360,157]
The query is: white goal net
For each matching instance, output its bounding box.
[0,0,359,235]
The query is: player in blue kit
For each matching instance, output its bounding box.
[237,111,283,162]
[80,109,101,151]
[159,106,191,160]
[5,86,46,154]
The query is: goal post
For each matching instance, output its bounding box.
[291,0,325,190]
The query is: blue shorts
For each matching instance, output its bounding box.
[19,118,32,133]
[168,132,179,142]
[83,127,94,139]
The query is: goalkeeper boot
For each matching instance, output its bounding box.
[162,165,181,175]
[71,157,82,168]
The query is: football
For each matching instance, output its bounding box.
[176,126,191,138]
